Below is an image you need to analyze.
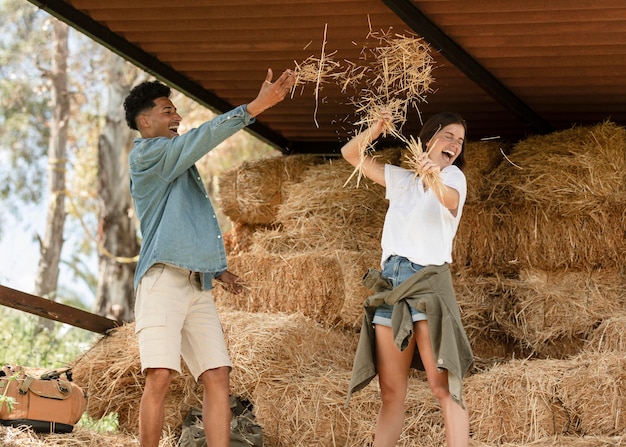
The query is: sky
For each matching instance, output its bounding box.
[0,204,97,307]
[0,206,43,293]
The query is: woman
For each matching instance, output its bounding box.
[343,111,473,447]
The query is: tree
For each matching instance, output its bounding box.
[0,0,50,215]
[94,53,141,321]
[33,19,69,327]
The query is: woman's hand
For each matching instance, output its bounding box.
[418,153,441,174]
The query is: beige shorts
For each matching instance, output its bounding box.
[134,263,231,380]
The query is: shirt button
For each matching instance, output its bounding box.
[438,358,444,365]
[205,194,208,198]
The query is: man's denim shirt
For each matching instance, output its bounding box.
[129,105,254,291]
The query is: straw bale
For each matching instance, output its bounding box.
[271,158,387,252]
[558,353,626,435]
[70,324,201,436]
[0,425,155,447]
[452,203,522,277]
[2,425,625,447]
[333,249,381,330]
[499,268,625,357]
[465,358,572,443]
[463,140,508,203]
[223,222,273,256]
[585,315,626,353]
[249,156,387,250]
[504,206,625,272]
[219,310,357,400]
[253,370,446,447]
[70,311,357,438]
[470,434,626,446]
[488,121,626,217]
[453,271,532,362]
[212,251,345,326]
[453,203,626,275]
[217,154,322,225]
[460,268,626,358]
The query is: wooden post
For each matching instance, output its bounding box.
[0,285,119,335]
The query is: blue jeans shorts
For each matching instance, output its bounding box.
[372,255,428,327]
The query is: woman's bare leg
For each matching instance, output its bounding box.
[373,324,416,447]
[414,321,469,447]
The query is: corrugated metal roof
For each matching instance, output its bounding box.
[28,0,626,154]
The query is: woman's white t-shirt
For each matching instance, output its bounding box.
[381,164,467,268]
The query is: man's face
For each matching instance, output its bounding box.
[138,97,181,139]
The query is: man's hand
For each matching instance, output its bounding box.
[246,68,295,118]
[215,270,246,294]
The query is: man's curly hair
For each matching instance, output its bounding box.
[123,81,171,130]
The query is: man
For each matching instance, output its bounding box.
[123,68,295,447]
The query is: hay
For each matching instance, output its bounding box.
[0,425,152,447]
[253,370,445,447]
[351,28,434,134]
[585,315,626,353]
[217,154,322,225]
[401,135,447,199]
[558,353,626,436]
[471,435,626,446]
[454,268,626,358]
[453,272,532,363]
[70,324,201,436]
[219,310,357,400]
[292,24,341,128]
[216,247,381,331]
[502,206,625,272]
[462,140,508,203]
[453,203,626,275]
[488,121,626,217]
[465,357,573,443]
[2,424,625,447]
[333,249,381,330]
[246,158,386,255]
[223,222,273,256]
[212,251,345,326]
[70,311,357,438]
[273,159,387,251]
[452,122,626,276]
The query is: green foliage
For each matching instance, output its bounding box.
[0,306,98,368]
[78,412,119,433]
[0,306,120,432]
[0,0,51,206]
[0,375,18,413]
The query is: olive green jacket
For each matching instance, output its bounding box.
[345,264,473,408]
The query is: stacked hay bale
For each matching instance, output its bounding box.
[70,121,626,446]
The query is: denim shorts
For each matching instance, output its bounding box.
[372,255,428,326]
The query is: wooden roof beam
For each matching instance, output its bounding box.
[27,0,292,153]
[381,0,554,135]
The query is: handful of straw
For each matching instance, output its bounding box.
[404,135,447,200]
[343,106,400,188]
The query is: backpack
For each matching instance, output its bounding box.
[178,395,263,447]
[0,364,87,433]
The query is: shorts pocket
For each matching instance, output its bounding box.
[139,263,166,293]
[135,314,167,334]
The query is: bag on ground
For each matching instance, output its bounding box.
[179,395,263,447]
[0,364,87,433]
